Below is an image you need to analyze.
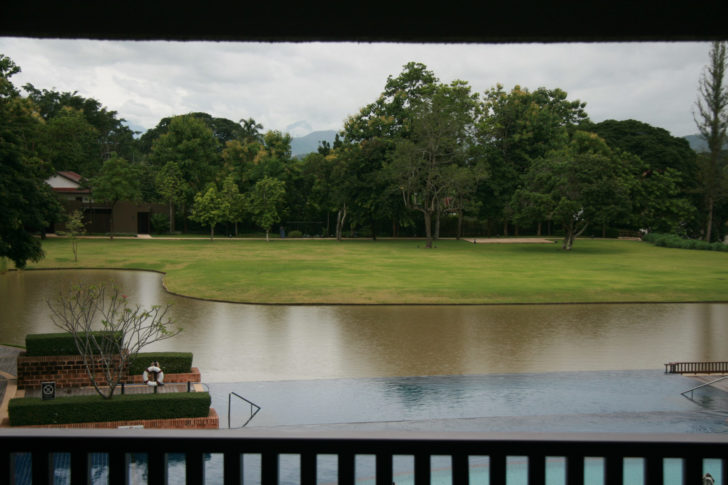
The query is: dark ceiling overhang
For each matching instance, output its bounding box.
[2,2,726,43]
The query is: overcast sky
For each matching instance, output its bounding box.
[0,38,712,138]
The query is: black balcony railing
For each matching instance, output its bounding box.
[665,361,728,375]
[2,428,727,485]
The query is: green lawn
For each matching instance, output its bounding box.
[18,237,728,304]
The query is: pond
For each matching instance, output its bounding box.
[1,269,727,383]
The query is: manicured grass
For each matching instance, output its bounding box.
[19,238,728,304]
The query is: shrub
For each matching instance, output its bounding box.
[643,233,728,252]
[8,392,211,426]
[150,213,170,234]
[287,230,303,238]
[129,352,193,375]
[25,332,122,356]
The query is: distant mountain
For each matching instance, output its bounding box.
[291,130,338,157]
[684,134,707,153]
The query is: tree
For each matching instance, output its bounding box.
[66,210,86,262]
[478,85,588,235]
[91,154,141,239]
[221,175,246,236]
[190,184,228,240]
[147,115,221,230]
[694,41,728,242]
[515,131,632,250]
[155,161,188,233]
[47,282,180,399]
[0,54,62,268]
[248,176,286,241]
[389,81,481,248]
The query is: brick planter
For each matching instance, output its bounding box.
[17,353,200,390]
[23,408,219,429]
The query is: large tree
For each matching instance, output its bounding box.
[389,81,482,248]
[147,115,221,229]
[694,41,728,242]
[514,131,632,250]
[0,55,62,268]
[478,85,589,235]
[90,154,141,239]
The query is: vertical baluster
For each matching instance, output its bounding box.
[528,454,545,485]
[262,451,279,485]
[490,453,506,485]
[604,455,623,485]
[147,450,165,485]
[644,456,662,485]
[186,451,204,485]
[223,451,241,485]
[70,450,88,485]
[338,452,355,485]
[683,455,701,485]
[32,451,50,485]
[301,452,316,485]
[376,452,392,485]
[414,453,430,485]
[451,453,469,485]
[108,451,128,485]
[566,454,584,485]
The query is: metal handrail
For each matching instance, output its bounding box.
[681,376,728,400]
[227,392,261,428]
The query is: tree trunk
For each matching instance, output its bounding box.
[336,205,347,241]
[434,211,440,240]
[169,201,175,233]
[503,221,508,236]
[234,222,238,237]
[371,219,377,241]
[265,230,269,242]
[456,210,463,240]
[537,221,542,237]
[706,196,714,242]
[424,211,433,248]
[326,212,330,237]
[210,224,214,241]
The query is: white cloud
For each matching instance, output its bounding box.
[0,38,711,137]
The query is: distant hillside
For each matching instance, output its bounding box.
[291,130,337,157]
[683,134,728,153]
[684,134,707,153]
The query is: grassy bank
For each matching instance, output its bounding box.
[17,238,728,304]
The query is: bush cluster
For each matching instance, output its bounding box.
[128,352,193,374]
[287,230,303,238]
[643,233,728,252]
[25,332,122,356]
[8,391,211,426]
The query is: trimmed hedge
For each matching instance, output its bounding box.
[643,233,728,252]
[25,332,122,356]
[9,391,211,426]
[129,352,193,375]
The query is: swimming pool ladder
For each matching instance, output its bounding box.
[681,376,728,400]
[228,392,261,428]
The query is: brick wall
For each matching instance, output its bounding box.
[23,408,219,429]
[17,353,201,390]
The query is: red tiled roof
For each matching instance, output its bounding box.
[57,171,84,183]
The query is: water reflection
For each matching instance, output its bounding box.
[1,269,727,382]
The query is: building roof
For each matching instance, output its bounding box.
[57,171,84,184]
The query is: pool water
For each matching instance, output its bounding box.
[12,370,728,484]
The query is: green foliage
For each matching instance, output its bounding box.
[90,154,142,238]
[25,332,122,356]
[190,184,229,240]
[150,213,170,234]
[643,232,728,251]
[0,55,62,268]
[66,209,86,262]
[128,352,193,374]
[288,230,303,238]
[8,391,211,426]
[247,176,286,241]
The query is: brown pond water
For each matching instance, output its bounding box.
[1,269,727,382]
